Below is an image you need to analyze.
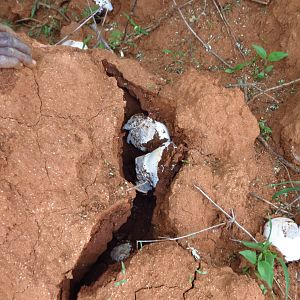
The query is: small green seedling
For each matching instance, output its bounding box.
[82,5,99,18]
[114,261,127,287]
[258,120,272,141]
[108,30,123,49]
[225,44,288,80]
[239,221,290,299]
[252,44,288,80]
[124,13,148,36]
[269,180,300,199]
[82,34,93,49]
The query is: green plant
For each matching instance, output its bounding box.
[108,29,123,49]
[114,261,127,287]
[239,222,290,299]
[82,34,93,49]
[124,13,148,36]
[225,44,288,80]
[0,19,13,28]
[269,180,300,199]
[82,5,99,18]
[259,119,272,140]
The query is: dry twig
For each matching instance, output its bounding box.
[257,135,300,174]
[136,222,225,247]
[194,184,257,241]
[172,0,232,68]
[211,0,245,58]
[252,78,300,101]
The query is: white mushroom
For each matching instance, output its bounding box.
[110,242,132,262]
[263,217,300,262]
[94,0,113,11]
[61,40,88,50]
[123,114,170,152]
[135,142,173,193]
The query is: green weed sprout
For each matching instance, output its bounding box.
[269,180,300,199]
[258,120,272,141]
[239,221,290,299]
[114,261,127,287]
[124,13,148,36]
[225,44,288,80]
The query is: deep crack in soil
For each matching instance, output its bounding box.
[67,60,186,300]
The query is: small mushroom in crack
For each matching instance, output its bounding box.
[110,242,132,262]
[135,142,175,193]
[94,0,113,12]
[61,40,88,50]
[123,114,170,152]
[263,217,300,262]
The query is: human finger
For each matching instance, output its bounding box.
[0,47,35,68]
[0,32,32,56]
[0,55,22,69]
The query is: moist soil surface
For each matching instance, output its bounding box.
[0,1,300,299]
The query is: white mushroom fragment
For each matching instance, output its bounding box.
[94,0,113,11]
[263,217,300,262]
[123,114,170,152]
[61,40,88,50]
[135,142,174,193]
[110,242,132,262]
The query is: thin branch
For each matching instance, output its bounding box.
[252,78,300,100]
[194,184,257,241]
[55,8,102,45]
[249,192,292,216]
[211,0,245,58]
[172,0,232,68]
[257,135,300,174]
[122,0,138,41]
[136,222,225,247]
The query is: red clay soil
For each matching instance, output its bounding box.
[0,48,138,299]
[0,0,300,299]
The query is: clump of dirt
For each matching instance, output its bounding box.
[0,47,137,300]
[2,0,300,299]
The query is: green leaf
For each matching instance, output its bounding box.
[272,186,300,199]
[277,257,290,300]
[239,250,257,264]
[252,44,267,60]
[31,0,39,18]
[256,71,266,80]
[268,51,288,62]
[162,49,173,54]
[225,62,249,74]
[259,284,268,295]
[257,260,274,288]
[269,181,300,187]
[196,268,208,275]
[121,261,126,275]
[225,68,235,74]
[114,279,127,287]
[241,241,265,251]
[264,251,276,269]
[234,62,248,70]
[265,65,274,73]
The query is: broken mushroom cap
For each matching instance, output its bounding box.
[263,217,300,262]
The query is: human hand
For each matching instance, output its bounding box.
[0,24,36,69]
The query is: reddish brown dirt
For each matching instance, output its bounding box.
[1,0,300,299]
[0,48,137,299]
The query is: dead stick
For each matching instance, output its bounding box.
[194,184,257,241]
[257,135,300,174]
[172,0,232,68]
[211,0,245,58]
[252,78,300,100]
